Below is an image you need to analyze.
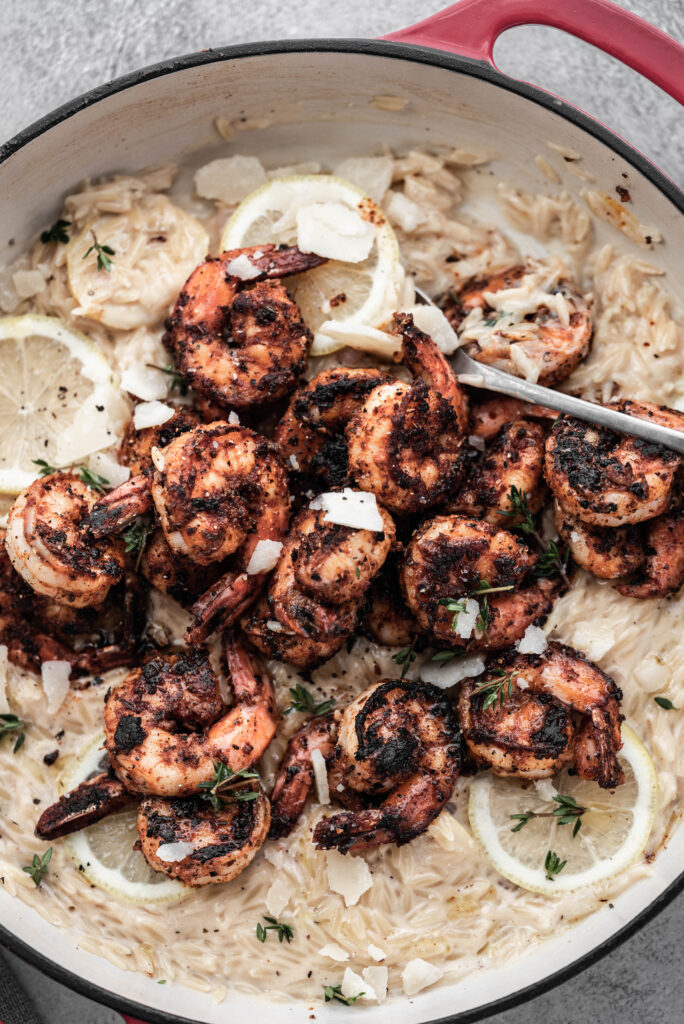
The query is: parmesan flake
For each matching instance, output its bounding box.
[226,254,261,281]
[120,365,168,402]
[401,958,443,996]
[156,841,194,863]
[297,202,374,263]
[326,850,373,907]
[246,539,283,576]
[318,943,349,962]
[516,624,548,655]
[133,401,174,430]
[420,653,485,689]
[309,488,383,532]
[363,966,388,1003]
[342,967,374,1002]
[265,876,293,917]
[367,943,386,962]
[311,748,330,805]
[41,661,71,714]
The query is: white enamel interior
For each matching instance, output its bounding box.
[0,47,682,1024]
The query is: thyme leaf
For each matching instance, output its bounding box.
[0,713,26,753]
[22,847,52,887]
[472,669,515,711]
[392,645,416,678]
[197,761,260,810]
[544,849,567,881]
[324,985,364,1005]
[256,916,294,944]
[283,684,334,717]
[654,696,676,711]
[40,219,71,245]
[82,232,115,272]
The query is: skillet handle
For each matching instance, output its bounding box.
[383,0,684,106]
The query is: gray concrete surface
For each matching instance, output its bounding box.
[1,0,683,1022]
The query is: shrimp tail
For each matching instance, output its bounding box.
[269,713,336,840]
[392,311,468,424]
[186,571,261,645]
[237,244,328,279]
[88,475,153,539]
[35,771,130,840]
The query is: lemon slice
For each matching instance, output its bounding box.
[0,314,128,494]
[220,174,404,355]
[63,733,187,905]
[468,724,658,895]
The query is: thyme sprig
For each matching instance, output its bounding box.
[0,713,26,753]
[122,518,155,571]
[392,645,416,678]
[146,362,188,396]
[510,794,587,838]
[284,684,334,717]
[471,669,515,711]
[31,459,109,493]
[499,486,570,584]
[256,916,294,944]
[22,847,52,887]
[83,231,115,272]
[40,219,71,245]
[324,985,365,1005]
[438,580,514,637]
[197,761,260,810]
[544,849,567,881]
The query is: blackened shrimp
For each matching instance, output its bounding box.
[469,396,557,441]
[104,637,277,796]
[346,313,469,514]
[6,473,124,608]
[614,510,684,599]
[269,713,336,839]
[117,407,201,477]
[446,259,592,387]
[93,422,289,563]
[545,402,684,527]
[163,244,326,410]
[401,515,552,649]
[458,641,624,788]
[240,504,392,669]
[140,529,227,607]
[313,679,462,853]
[553,502,645,580]
[364,556,418,648]
[137,790,270,886]
[447,419,547,525]
[275,367,391,486]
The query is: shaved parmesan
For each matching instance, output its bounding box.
[12,268,46,299]
[402,958,443,996]
[363,966,388,1003]
[289,454,300,470]
[318,943,349,962]
[87,450,130,489]
[516,624,548,656]
[420,653,485,689]
[516,676,530,691]
[120,364,168,402]
[246,539,283,576]
[133,401,174,430]
[228,410,240,425]
[194,155,267,205]
[41,661,71,714]
[0,644,9,714]
[297,202,374,263]
[401,304,460,354]
[571,623,614,661]
[266,876,293,917]
[386,191,427,232]
[427,812,474,853]
[342,967,374,1002]
[310,488,384,532]
[311,748,330,805]
[453,597,479,640]
[367,944,386,962]
[633,653,671,693]
[156,841,194,863]
[334,157,393,204]
[326,850,373,907]
[266,619,284,633]
[314,321,399,360]
[226,253,261,281]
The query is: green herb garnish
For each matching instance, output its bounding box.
[256,916,294,944]
[83,233,115,272]
[0,713,26,753]
[510,794,587,838]
[197,761,260,810]
[324,985,364,1005]
[392,645,416,678]
[122,518,155,571]
[544,849,567,881]
[471,669,515,711]
[146,362,188,396]
[40,219,71,245]
[22,847,52,887]
[284,684,334,717]
[654,696,677,711]
[32,458,56,476]
[76,466,109,493]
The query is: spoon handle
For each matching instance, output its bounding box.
[456,358,684,455]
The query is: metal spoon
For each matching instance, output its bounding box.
[413,285,684,455]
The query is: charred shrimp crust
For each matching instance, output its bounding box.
[459,641,624,789]
[448,418,547,523]
[118,407,201,477]
[163,244,326,410]
[313,678,463,852]
[545,403,683,527]
[553,502,645,581]
[614,509,684,599]
[138,790,270,886]
[275,367,391,487]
